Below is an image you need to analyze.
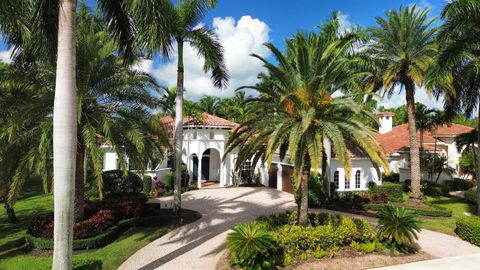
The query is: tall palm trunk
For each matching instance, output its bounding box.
[53,1,77,269]
[74,140,85,221]
[173,39,184,214]
[298,159,310,226]
[476,97,480,215]
[405,82,422,199]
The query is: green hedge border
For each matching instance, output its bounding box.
[456,216,480,246]
[363,203,452,217]
[25,209,201,250]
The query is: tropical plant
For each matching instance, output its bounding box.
[377,206,421,250]
[132,0,229,213]
[1,0,139,266]
[227,14,389,226]
[366,5,438,200]
[423,155,456,183]
[227,223,278,269]
[434,0,480,214]
[460,150,477,179]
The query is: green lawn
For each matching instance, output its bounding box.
[418,196,475,235]
[0,184,194,270]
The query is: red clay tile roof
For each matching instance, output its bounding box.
[332,123,473,158]
[373,123,473,156]
[378,111,395,117]
[431,124,474,136]
[159,112,239,139]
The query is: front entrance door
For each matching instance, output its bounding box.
[201,156,210,180]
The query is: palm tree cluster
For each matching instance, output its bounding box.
[0,0,479,268]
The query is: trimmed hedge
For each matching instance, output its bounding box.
[26,209,202,250]
[465,189,477,204]
[371,182,403,202]
[456,216,480,246]
[72,259,103,270]
[363,203,452,217]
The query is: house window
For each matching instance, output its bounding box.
[386,116,390,120]
[345,177,350,190]
[333,171,339,190]
[209,131,214,139]
[242,161,252,171]
[192,132,197,139]
[355,170,361,189]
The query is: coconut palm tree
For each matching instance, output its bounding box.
[132,0,229,213]
[227,27,389,226]
[366,5,437,199]
[1,1,136,267]
[434,0,480,213]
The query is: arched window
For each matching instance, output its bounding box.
[209,131,215,139]
[192,132,197,140]
[333,171,339,190]
[344,177,350,190]
[355,170,361,189]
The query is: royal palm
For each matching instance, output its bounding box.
[132,0,229,213]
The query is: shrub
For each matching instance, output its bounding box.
[465,188,477,204]
[143,175,152,194]
[335,215,360,244]
[423,182,449,196]
[377,206,421,249]
[445,178,476,191]
[382,173,400,183]
[367,181,377,190]
[163,171,174,190]
[102,170,143,195]
[227,223,279,269]
[72,259,102,270]
[353,218,376,242]
[293,173,328,208]
[350,241,376,253]
[371,182,403,202]
[370,192,388,204]
[456,216,480,246]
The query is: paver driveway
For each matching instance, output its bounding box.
[119,187,297,270]
[119,186,480,270]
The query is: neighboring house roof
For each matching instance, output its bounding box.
[431,123,474,136]
[159,112,239,139]
[332,123,474,158]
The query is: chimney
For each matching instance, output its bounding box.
[378,112,394,134]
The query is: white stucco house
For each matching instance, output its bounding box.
[102,111,473,194]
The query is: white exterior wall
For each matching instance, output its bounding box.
[103,146,118,171]
[330,158,381,191]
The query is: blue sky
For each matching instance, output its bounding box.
[0,0,446,108]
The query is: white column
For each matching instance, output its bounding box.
[219,160,225,187]
[277,163,283,191]
[198,154,202,188]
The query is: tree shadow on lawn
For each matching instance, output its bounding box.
[136,187,296,270]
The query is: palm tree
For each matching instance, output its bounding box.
[198,95,221,115]
[1,0,135,268]
[132,0,229,213]
[227,26,389,226]
[435,0,480,213]
[367,6,437,200]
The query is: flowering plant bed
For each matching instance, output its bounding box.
[25,201,201,250]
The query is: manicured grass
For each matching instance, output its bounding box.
[0,185,196,270]
[418,196,475,235]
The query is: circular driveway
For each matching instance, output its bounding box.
[119,187,480,270]
[118,187,297,270]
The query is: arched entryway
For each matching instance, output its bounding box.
[201,148,221,182]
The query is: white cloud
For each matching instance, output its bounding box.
[337,11,352,33]
[132,59,153,74]
[0,47,13,64]
[419,0,433,10]
[152,15,271,100]
[376,85,444,109]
